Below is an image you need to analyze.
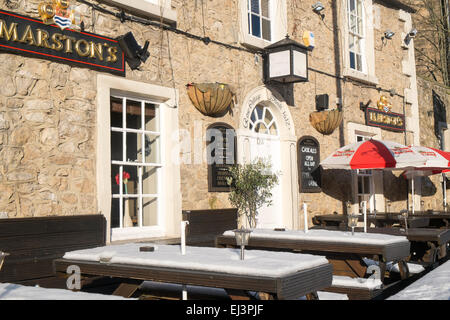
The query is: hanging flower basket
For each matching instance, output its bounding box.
[309,109,343,135]
[186,82,233,116]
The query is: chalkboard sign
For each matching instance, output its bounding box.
[298,136,321,193]
[208,124,236,192]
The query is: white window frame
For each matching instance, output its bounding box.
[247,0,272,42]
[355,134,375,213]
[99,0,177,25]
[110,96,162,230]
[347,123,384,214]
[97,75,182,243]
[239,0,287,49]
[348,0,366,73]
[249,104,279,136]
[342,0,378,85]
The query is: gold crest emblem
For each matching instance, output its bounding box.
[377,95,392,113]
[38,0,81,30]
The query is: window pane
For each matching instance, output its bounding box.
[261,0,269,17]
[350,51,356,69]
[250,0,259,13]
[251,110,257,122]
[144,135,160,164]
[144,104,158,132]
[357,17,363,35]
[356,53,363,72]
[356,0,363,17]
[142,197,158,226]
[111,130,122,161]
[251,14,261,37]
[349,0,355,13]
[262,18,271,41]
[264,108,273,123]
[111,164,139,195]
[111,198,120,228]
[349,34,355,50]
[363,176,370,194]
[255,105,264,119]
[269,123,277,135]
[358,176,363,194]
[349,14,357,33]
[142,166,158,195]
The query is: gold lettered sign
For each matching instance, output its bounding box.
[365,107,405,132]
[0,9,125,76]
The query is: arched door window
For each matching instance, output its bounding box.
[249,104,278,136]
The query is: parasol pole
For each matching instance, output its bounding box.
[411,177,415,214]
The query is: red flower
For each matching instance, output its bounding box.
[115,171,130,185]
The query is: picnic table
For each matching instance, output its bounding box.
[216,229,410,283]
[312,213,430,229]
[311,225,450,267]
[216,229,411,300]
[53,243,333,300]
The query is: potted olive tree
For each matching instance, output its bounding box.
[227,158,278,255]
[225,158,279,259]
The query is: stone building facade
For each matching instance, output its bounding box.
[0,0,423,242]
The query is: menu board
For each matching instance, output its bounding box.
[208,126,236,192]
[298,136,321,193]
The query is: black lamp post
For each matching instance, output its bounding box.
[263,35,310,84]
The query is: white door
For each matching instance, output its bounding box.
[247,104,283,228]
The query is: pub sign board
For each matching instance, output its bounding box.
[0,9,125,76]
[298,136,321,193]
[208,124,236,192]
[365,107,405,132]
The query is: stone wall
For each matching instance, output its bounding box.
[417,76,450,211]
[0,0,422,223]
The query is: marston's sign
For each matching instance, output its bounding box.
[365,107,405,132]
[0,9,125,76]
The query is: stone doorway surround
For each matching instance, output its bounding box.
[237,86,299,230]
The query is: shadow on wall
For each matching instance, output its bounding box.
[383,171,408,201]
[421,177,438,196]
[320,169,353,213]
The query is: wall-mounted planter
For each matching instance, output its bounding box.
[309,109,343,135]
[186,83,233,117]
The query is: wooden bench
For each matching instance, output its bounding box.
[0,214,106,287]
[54,244,333,300]
[323,276,384,300]
[182,209,237,247]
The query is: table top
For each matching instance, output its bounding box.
[311,226,450,245]
[216,229,411,262]
[55,243,333,299]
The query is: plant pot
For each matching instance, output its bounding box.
[186,82,233,116]
[309,109,343,135]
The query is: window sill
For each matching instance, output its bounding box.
[240,33,272,50]
[343,68,379,86]
[101,0,177,25]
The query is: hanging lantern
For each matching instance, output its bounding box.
[263,35,310,84]
[186,83,234,117]
[309,109,343,135]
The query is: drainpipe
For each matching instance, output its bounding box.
[439,122,448,211]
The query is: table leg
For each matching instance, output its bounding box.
[397,260,410,280]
